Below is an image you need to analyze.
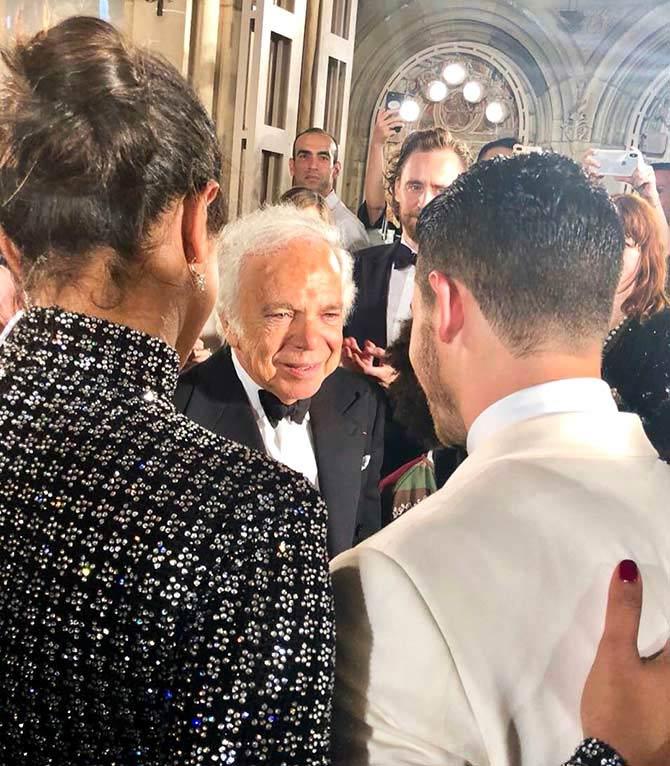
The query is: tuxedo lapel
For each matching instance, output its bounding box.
[310,373,368,556]
[178,347,265,454]
[348,243,397,348]
[369,242,397,348]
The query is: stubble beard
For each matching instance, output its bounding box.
[415,318,467,448]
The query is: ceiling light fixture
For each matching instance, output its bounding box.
[463,80,484,104]
[442,62,467,86]
[426,80,448,102]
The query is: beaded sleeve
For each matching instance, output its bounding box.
[562,738,627,766]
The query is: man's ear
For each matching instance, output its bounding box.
[288,157,296,179]
[428,270,464,344]
[332,161,342,182]
[0,229,22,280]
[182,180,219,268]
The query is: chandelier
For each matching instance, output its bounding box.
[392,56,513,129]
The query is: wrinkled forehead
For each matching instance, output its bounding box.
[240,237,343,295]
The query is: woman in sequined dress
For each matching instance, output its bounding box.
[602,194,670,460]
[0,17,333,765]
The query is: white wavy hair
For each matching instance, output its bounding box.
[217,204,356,336]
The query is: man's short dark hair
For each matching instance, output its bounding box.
[385,319,439,449]
[477,137,519,162]
[651,162,670,172]
[292,128,339,163]
[415,152,624,355]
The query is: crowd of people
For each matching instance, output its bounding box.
[1,15,670,766]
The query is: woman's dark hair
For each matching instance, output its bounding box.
[279,187,331,222]
[0,16,225,292]
[385,319,439,450]
[477,137,519,162]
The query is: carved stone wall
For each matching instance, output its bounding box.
[343,0,670,208]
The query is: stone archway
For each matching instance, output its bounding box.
[342,0,579,208]
[587,9,670,152]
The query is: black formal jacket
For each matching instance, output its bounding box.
[603,308,670,461]
[345,240,404,349]
[175,346,385,557]
[344,240,425,474]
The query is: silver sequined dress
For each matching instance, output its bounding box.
[0,307,334,765]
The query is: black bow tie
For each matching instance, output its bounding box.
[258,389,311,428]
[393,243,417,270]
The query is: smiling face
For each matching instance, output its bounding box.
[227,238,344,403]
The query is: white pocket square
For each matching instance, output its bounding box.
[361,455,371,471]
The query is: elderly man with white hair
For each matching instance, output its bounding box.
[176,205,385,557]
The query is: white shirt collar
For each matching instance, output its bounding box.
[325,190,339,210]
[231,347,266,423]
[0,309,24,345]
[230,347,310,425]
[466,377,617,454]
[400,234,417,255]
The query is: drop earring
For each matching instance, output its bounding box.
[189,264,206,292]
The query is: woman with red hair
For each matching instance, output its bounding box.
[603,193,670,459]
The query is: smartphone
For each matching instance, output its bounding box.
[513,143,544,155]
[385,91,404,132]
[591,148,642,177]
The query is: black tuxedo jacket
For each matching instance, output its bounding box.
[345,240,404,349]
[345,239,426,475]
[175,346,385,557]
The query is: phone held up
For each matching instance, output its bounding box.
[385,91,405,133]
[513,143,544,156]
[590,148,642,177]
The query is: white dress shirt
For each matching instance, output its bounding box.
[326,190,370,253]
[386,237,416,346]
[467,377,618,454]
[231,349,319,488]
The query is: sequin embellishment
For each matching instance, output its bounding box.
[0,307,334,765]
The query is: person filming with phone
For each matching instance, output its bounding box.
[583,147,669,255]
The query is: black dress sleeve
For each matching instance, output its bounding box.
[602,309,670,460]
[562,738,627,766]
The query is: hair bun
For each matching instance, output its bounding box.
[1,16,153,192]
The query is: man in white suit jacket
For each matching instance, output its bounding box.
[330,153,670,766]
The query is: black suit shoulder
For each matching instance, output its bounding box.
[352,242,398,280]
[353,241,397,260]
[175,344,238,413]
[319,364,384,404]
[177,345,232,395]
[347,242,400,348]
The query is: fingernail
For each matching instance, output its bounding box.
[619,560,638,583]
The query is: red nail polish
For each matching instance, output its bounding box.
[619,560,638,583]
